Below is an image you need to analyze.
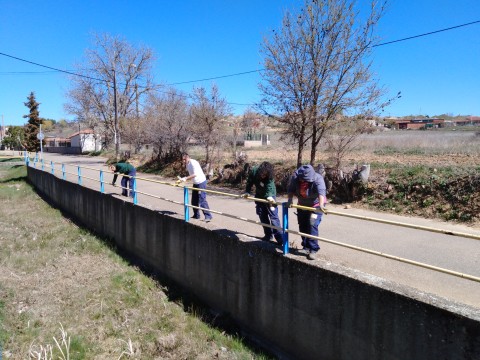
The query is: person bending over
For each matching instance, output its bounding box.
[243,161,282,244]
[287,164,327,260]
[110,161,136,198]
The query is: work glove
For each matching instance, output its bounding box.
[266,196,276,211]
[316,206,328,214]
[240,193,250,198]
[176,176,187,185]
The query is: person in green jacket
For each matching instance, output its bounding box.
[110,162,136,198]
[242,161,282,244]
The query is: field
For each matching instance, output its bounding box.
[0,165,269,359]
[242,128,480,166]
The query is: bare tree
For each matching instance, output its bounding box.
[190,84,230,167]
[325,116,372,170]
[259,0,390,167]
[65,33,156,158]
[144,88,191,163]
[121,115,149,155]
[242,108,263,139]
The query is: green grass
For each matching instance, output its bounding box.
[0,157,23,162]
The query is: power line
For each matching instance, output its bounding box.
[167,69,260,86]
[0,52,106,83]
[0,71,60,74]
[166,20,480,85]
[372,20,480,47]
[0,19,478,105]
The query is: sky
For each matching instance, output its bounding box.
[1,0,479,126]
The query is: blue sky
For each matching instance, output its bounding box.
[1,0,479,126]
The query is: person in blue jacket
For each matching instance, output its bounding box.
[287,164,327,260]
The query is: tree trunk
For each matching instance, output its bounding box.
[205,144,210,165]
[296,140,304,167]
[310,125,317,165]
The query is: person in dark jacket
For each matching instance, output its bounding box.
[243,161,282,244]
[287,164,327,260]
[110,162,136,198]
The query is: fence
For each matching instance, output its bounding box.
[23,152,480,284]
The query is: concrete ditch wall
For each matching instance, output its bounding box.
[27,167,480,360]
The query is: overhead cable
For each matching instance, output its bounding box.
[0,19,478,99]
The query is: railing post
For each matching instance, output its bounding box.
[62,164,66,180]
[34,152,38,162]
[50,161,54,174]
[183,186,190,222]
[41,159,44,171]
[133,176,138,205]
[77,166,82,185]
[282,202,290,255]
[100,170,104,193]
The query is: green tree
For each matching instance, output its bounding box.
[2,126,25,150]
[23,92,43,151]
[41,118,57,131]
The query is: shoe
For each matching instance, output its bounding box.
[192,215,201,220]
[204,218,212,223]
[307,251,318,260]
[297,248,309,255]
[261,235,272,242]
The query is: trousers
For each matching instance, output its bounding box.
[192,181,212,220]
[297,208,322,252]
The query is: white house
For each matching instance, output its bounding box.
[68,129,102,152]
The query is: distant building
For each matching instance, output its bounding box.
[44,129,101,154]
[68,129,102,152]
[452,117,480,126]
[393,118,445,130]
[46,136,70,148]
[243,133,270,148]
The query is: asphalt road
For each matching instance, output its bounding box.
[31,153,480,309]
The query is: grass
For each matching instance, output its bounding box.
[0,165,270,359]
[0,157,23,162]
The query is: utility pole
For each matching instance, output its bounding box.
[135,83,139,119]
[1,114,4,143]
[113,68,119,161]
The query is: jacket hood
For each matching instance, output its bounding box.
[295,165,316,182]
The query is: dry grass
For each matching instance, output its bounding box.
[0,166,269,359]
[241,129,480,168]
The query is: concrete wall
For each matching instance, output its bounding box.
[27,167,480,360]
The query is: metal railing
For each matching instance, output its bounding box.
[23,152,480,283]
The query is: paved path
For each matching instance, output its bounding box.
[33,153,480,309]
